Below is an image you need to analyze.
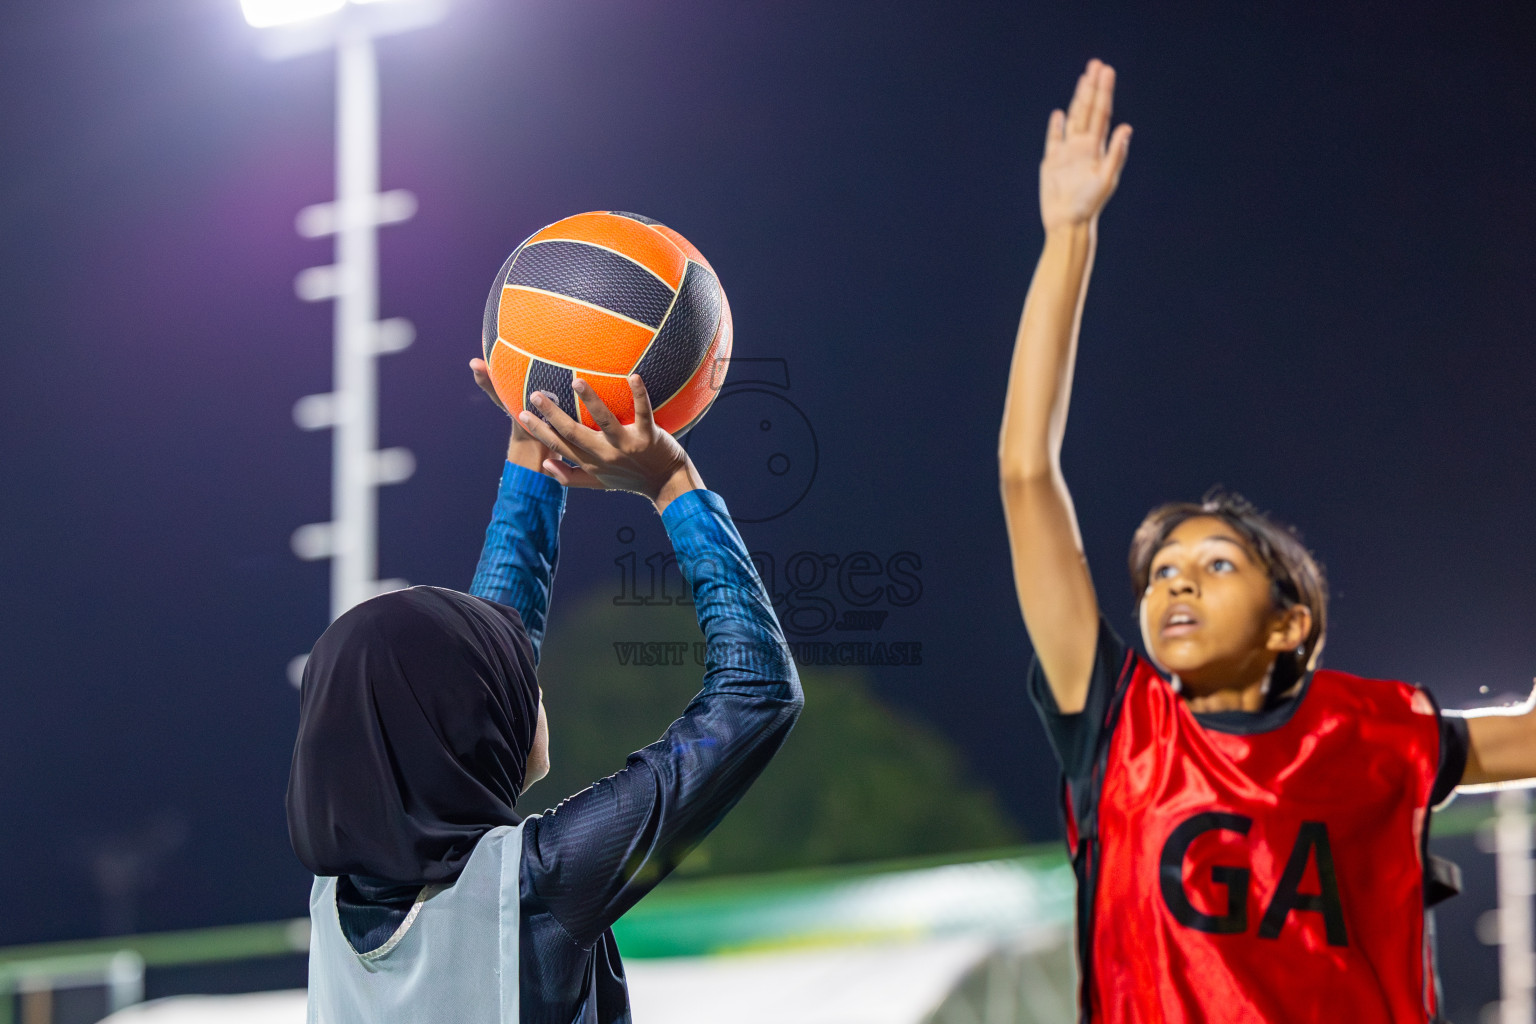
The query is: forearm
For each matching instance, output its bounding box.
[998,222,1096,481]
[665,489,799,701]
[469,461,567,662]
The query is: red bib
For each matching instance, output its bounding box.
[1072,655,1443,1023]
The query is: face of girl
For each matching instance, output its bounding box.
[1138,516,1310,696]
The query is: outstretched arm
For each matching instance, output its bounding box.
[511,374,802,946]
[1457,691,1536,787]
[998,60,1132,713]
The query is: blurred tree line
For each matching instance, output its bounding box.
[527,592,1021,877]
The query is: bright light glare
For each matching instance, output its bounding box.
[241,0,421,24]
[241,0,344,28]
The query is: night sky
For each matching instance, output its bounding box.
[1,0,1534,949]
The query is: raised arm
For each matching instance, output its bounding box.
[509,373,803,945]
[998,60,1131,713]
[466,357,576,662]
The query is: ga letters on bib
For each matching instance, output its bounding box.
[1057,648,1450,1023]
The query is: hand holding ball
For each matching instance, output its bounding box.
[513,373,702,512]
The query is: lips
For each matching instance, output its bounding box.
[1161,603,1200,638]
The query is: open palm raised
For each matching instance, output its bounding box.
[1040,59,1133,231]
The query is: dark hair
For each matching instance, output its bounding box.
[1128,489,1328,698]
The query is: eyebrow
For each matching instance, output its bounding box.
[1153,535,1251,558]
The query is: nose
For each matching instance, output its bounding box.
[1168,575,1197,596]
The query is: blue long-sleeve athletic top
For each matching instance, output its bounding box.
[340,461,802,1024]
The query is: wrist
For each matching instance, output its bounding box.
[1040,220,1098,269]
[1041,218,1097,242]
[506,434,552,475]
[651,459,705,515]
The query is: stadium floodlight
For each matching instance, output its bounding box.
[240,0,424,29]
[243,1,443,685]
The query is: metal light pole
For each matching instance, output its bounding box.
[1495,788,1535,1024]
[289,25,417,619]
[242,0,444,684]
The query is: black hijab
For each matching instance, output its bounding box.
[286,586,540,884]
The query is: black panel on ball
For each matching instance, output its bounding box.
[507,240,676,329]
[523,359,579,422]
[631,260,721,404]
[481,241,524,362]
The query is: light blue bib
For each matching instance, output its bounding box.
[306,823,526,1024]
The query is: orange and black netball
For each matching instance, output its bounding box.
[481,211,732,436]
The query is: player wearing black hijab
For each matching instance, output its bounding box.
[288,366,803,1023]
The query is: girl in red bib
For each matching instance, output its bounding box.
[999,59,1536,1023]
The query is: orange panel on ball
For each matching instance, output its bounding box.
[528,213,687,290]
[649,223,716,276]
[486,342,533,416]
[574,371,638,429]
[497,288,656,375]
